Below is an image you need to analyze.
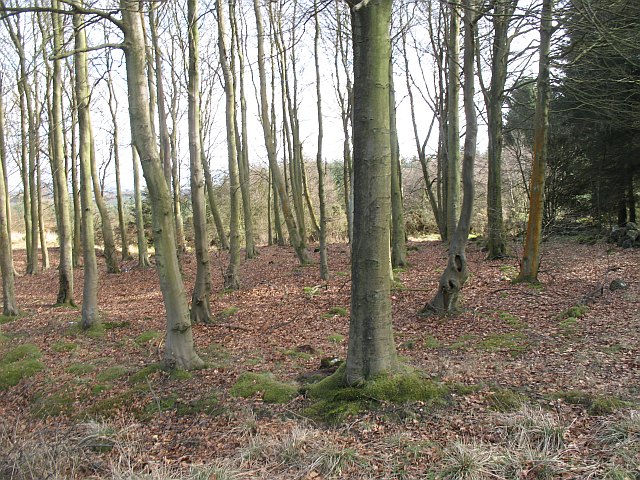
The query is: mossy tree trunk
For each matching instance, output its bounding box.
[74,8,99,329]
[422,0,478,315]
[188,0,213,322]
[345,0,398,385]
[518,0,552,283]
[121,0,203,370]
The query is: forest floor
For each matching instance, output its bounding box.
[0,236,638,479]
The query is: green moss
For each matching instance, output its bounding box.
[75,323,106,339]
[335,271,349,277]
[52,341,78,353]
[0,358,44,389]
[424,335,441,349]
[218,306,239,319]
[305,364,450,423]
[32,391,75,418]
[65,363,96,375]
[230,372,298,403]
[327,333,345,344]
[303,286,321,296]
[1,343,41,364]
[129,363,163,384]
[176,391,223,416]
[552,390,632,415]
[477,332,529,355]
[449,334,477,350]
[487,388,527,411]
[556,304,588,321]
[103,321,131,330]
[559,317,579,335]
[143,394,178,415]
[284,349,312,361]
[91,384,112,395]
[134,330,161,345]
[324,306,348,317]
[95,366,128,383]
[447,382,482,396]
[169,369,192,381]
[0,314,19,325]
[84,388,143,418]
[498,311,526,329]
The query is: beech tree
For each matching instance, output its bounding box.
[345,0,398,384]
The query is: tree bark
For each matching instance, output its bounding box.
[131,145,150,268]
[423,0,478,315]
[51,1,74,305]
[518,0,552,283]
[74,8,99,329]
[121,0,203,370]
[446,0,461,241]
[345,0,398,385]
[188,0,214,322]
[253,0,311,265]
[0,78,18,316]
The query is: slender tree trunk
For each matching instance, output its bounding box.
[18,83,32,271]
[485,0,516,260]
[201,138,229,250]
[51,1,74,304]
[169,85,186,256]
[106,56,131,261]
[69,64,81,267]
[423,0,478,315]
[518,0,552,283]
[314,0,328,280]
[446,0,461,240]
[217,0,241,291]
[0,79,18,316]
[0,78,15,277]
[132,145,150,268]
[36,138,49,270]
[121,0,203,370]
[253,0,311,265]
[74,9,99,329]
[272,168,284,246]
[188,0,214,322]
[89,122,120,273]
[389,65,407,268]
[230,2,256,259]
[345,0,398,385]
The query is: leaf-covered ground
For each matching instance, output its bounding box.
[0,238,638,479]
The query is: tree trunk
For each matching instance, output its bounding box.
[51,1,74,305]
[188,0,213,323]
[389,65,407,268]
[485,0,517,260]
[423,0,478,315]
[314,0,328,280]
[121,0,203,370]
[0,78,18,316]
[131,145,150,268]
[74,9,99,329]
[446,0,461,241]
[201,138,229,250]
[229,2,256,260]
[217,0,241,291]
[345,0,398,385]
[518,0,552,283]
[253,0,311,265]
[68,64,81,268]
[89,122,120,274]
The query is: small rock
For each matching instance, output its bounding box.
[609,279,629,291]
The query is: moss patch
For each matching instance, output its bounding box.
[305,365,450,423]
[169,369,193,381]
[0,344,44,390]
[201,343,232,368]
[95,366,128,383]
[84,387,147,418]
[129,363,162,384]
[556,304,588,321]
[217,306,239,320]
[103,320,131,330]
[498,311,526,329]
[230,372,298,403]
[327,333,345,344]
[0,314,20,325]
[324,307,348,318]
[449,334,478,350]
[32,391,75,418]
[423,335,441,349]
[477,332,529,355]
[65,363,96,376]
[52,341,78,353]
[552,390,632,415]
[134,330,161,345]
[177,391,223,416]
[487,388,527,411]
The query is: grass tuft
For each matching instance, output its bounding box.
[487,388,527,412]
